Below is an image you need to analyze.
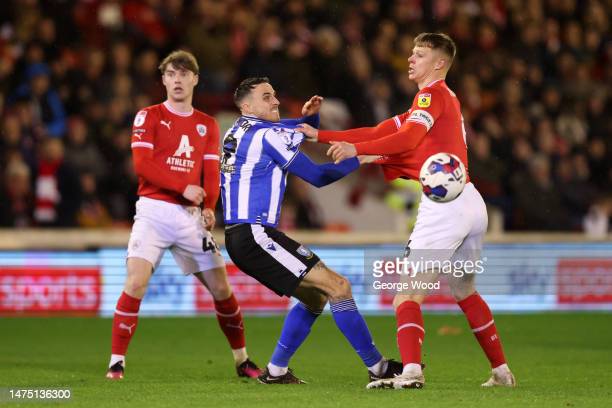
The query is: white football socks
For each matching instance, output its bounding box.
[402,363,422,376]
[368,358,388,376]
[232,347,248,365]
[109,354,125,368]
[267,363,288,376]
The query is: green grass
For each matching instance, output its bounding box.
[1,313,611,407]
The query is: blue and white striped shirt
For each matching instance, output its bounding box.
[221,115,308,227]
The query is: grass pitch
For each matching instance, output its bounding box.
[2,313,611,407]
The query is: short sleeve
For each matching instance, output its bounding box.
[262,127,304,168]
[131,109,155,150]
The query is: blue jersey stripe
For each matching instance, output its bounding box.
[221,116,304,227]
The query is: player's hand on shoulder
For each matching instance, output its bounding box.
[328,141,357,164]
[201,208,216,231]
[358,155,381,165]
[296,123,318,142]
[183,185,205,206]
[301,95,323,116]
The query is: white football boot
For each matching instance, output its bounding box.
[367,363,424,389]
[481,364,516,387]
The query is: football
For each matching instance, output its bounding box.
[419,152,466,202]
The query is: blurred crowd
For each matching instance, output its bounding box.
[0,0,610,231]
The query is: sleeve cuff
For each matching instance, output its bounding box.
[318,130,331,143]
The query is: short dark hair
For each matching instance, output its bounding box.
[234,77,270,107]
[414,32,456,65]
[158,50,199,75]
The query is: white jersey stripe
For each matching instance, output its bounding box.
[204,154,220,160]
[393,115,402,129]
[221,116,305,227]
[223,172,232,220]
[267,166,283,225]
[237,130,264,219]
[131,141,154,149]
[250,225,307,277]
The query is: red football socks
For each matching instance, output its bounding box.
[214,293,246,350]
[395,301,425,366]
[111,291,142,356]
[458,292,507,368]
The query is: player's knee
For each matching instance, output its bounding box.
[304,291,328,312]
[393,293,424,309]
[124,277,148,298]
[449,275,476,301]
[208,280,232,301]
[451,286,476,302]
[328,274,352,301]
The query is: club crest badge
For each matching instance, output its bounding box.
[196,124,207,137]
[297,245,313,259]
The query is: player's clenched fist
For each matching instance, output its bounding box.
[201,208,216,230]
[183,184,206,205]
[296,123,318,142]
[327,141,357,164]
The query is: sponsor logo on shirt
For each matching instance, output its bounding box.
[417,93,431,108]
[409,109,434,131]
[134,110,147,127]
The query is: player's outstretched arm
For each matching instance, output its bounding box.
[281,114,320,129]
[353,120,429,156]
[285,151,359,188]
[297,117,398,144]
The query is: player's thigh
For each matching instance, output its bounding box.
[448,231,484,301]
[127,199,175,271]
[224,224,319,298]
[171,208,226,276]
[193,266,232,301]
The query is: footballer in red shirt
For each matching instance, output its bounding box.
[299,33,515,389]
[106,50,261,380]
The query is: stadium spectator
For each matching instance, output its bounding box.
[9,63,66,137]
[0,158,35,227]
[33,138,81,227]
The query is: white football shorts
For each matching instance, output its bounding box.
[406,182,488,267]
[127,197,225,274]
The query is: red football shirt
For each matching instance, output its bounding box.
[130,101,220,206]
[319,79,470,182]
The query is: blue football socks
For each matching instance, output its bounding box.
[270,302,320,368]
[330,298,383,367]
